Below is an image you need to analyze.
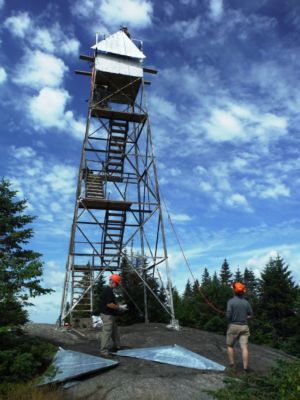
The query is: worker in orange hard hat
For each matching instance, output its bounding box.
[99,274,127,357]
[226,282,253,374]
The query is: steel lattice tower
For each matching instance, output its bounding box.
[60,29,176,328]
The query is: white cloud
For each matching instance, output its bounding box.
[10,146,36,159]
[0,66,7,84]
[226,193,251,210]
[29,87,70,128]
[169,168,181,177]
[209,0,224,21]
[0,0,5,9]
[204,108,244,142]
[170,213,192,222]
[203,103,287,143]
[244,174,291,200]
[14,50,68,90]
[72,0,153,30]
[150,94,177,120]
[100,0,153,27]
[171,17,200,39]
[31,25,80,56]
[28,87,85,140]
[8,150,77,232]
[4,12,31,38]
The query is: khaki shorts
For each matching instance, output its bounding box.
[226,324,250,348]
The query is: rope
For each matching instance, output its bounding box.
[161,194,225,316]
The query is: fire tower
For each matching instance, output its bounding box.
[60,29,176,328]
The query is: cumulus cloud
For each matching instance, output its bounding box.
[0,66,7,84]
[8,149,77,229]
[10,146,36,159]
[72,0,153,30]
[244,174,290,200]
[28,87,85,140]
[13,50,68,90]
[202,102,287,143]
[209,0,224,21]
[5,12,79,57]
[101,0,153,27]
[171,16,200,39]
[170,213,192,222]
[31,24,80,56]
[4,11,31,38]
[29,87,70,128]
[149,94,177,121]
[225,193,250,210]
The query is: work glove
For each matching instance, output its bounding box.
[118,304,128,311]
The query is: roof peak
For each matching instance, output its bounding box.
[91,30,145,59]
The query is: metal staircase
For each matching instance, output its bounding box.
[101,210,126,271]
[105,120,128,181]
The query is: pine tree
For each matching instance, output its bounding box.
[0,179,52,327]
[201,268,211,287]
[234,267,243,282]
[219,259,232,286]
[243,267,258,302]
[257,255,298,343]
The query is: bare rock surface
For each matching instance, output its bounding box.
[25,323,295,400]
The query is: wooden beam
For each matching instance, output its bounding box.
[143,67,158,74]
[80,54,95,62]
[75,70,92,76]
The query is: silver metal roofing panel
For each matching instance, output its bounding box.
[41,348,118,384]
[91,30,145,59]
[114,344,225,371]
[95,53,143,77]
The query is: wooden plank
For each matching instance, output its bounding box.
[80,54,94,62]
[91,108,147,123]
[75,70,92,76]
[79,198,132,211]
[143,67,158,74]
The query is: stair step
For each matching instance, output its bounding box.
[111,128,127,134]
[111,136,126,141]
[111,121,128,128]
[108,162,123,167]
[108,150,123,154]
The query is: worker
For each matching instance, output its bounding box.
[99,274,127,357]
[226,282,253,373]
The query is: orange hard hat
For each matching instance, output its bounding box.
[109,274,121,285]
[233,282,246,294]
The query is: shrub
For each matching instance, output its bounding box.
[0,382,64,400]
[210,359,300,400]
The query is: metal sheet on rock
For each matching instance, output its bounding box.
[42,348,118,384]
[114,344,225,371]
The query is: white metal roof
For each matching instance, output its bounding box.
[91,30,145,59]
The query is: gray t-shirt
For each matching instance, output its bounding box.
[226,295,253,325]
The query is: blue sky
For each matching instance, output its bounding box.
[1,0,300,323]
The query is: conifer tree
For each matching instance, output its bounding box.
[243,267,258,302]
[258,256,298,342]
[219,259,232,286]
[0,179,52,327]
[201,268,211,287]
[234,267,243,282]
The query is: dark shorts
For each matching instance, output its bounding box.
[226,324,250,347]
